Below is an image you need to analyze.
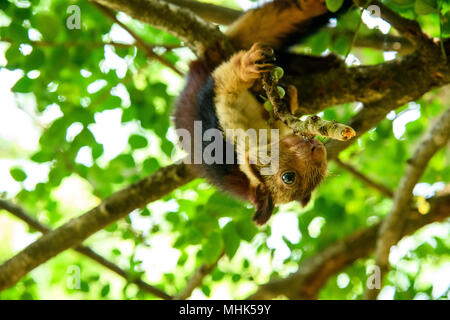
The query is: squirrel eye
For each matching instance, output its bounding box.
[281,171,296,185]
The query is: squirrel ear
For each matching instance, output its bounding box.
[250,184,275,225]
[299,193,311,207]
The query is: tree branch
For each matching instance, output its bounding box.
[91,0,450,119]
[247,193,450,300]
[365,107,450,300]
[0,38,181,50]
[0,199,172,300]
[165,0,242,25]
[175,251,224,300]
[262,72,355,141]
[94,3,183,76]
[352,33,413,55]
[0,163,194,292]
[91,0,234,63]
[355,0,433,50]
[285,48,450,116]
[334,158,394,197]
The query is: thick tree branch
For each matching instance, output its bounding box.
[156,3,415,56]
[334,158,393,197]
[0,163,194,292]
[286,48,450,116]
[91,0,450,118]
[0,199,172,300]
[247,193,450,300]
[165,0,242,25]
[91,0,234,64]
[365,107,450,300]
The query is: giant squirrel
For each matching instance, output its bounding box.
[175,0,352,225]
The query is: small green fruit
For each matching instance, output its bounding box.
[271,67,284,81]
[264,100,273,112]
[277,86,285,98]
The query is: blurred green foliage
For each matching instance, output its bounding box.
[0,0,448,300]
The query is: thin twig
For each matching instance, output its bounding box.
[439,7,448,62]
[355,0,432,49]
[345,5,365,59]
[335,158,394,197]
[0,38,181,50]
[262,72,355,141]
[91,0,234,62]
[0,199,173,300]
[94,3,183,76]
[174,251,224,300]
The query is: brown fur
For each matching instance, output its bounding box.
[212,42,328,225]
[226,0,329,50]
[174,0,344,225]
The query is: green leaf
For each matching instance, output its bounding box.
[31,150,54,163]
[143,157,160,174]
[388,0,415,5]
[222,222,241,259]
[121,107,137,123]
[0,1,9,10]
[24,48,45,70]
[311,31,331,54]
[414,0,437,15]
[442,12,450,36]
[34,13,60,41]
[100,284,110,297]
[5,44,23,69]
[235,218,258,242]
[115,154,136,168]
[202,231,223,264]
[80,281,89,292]
[161,139,174,157]
[333,36,351,56]
[101,95,122,111]
[92,143,104,159]
[111,248,121,256]
[105,223,119,232]
[12,76,33,93]
[14,8,31,20]
[326,0,345,12]
[177,252,188,266]
[211,268,225,281]
[128,134,148,149]
[10,167,27,182]
[201,285,211,297]
[231,274,241,283]
[8,22,28,42]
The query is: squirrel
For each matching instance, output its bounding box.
[174,0,352,225]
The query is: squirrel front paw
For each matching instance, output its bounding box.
[240,43,275,83]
